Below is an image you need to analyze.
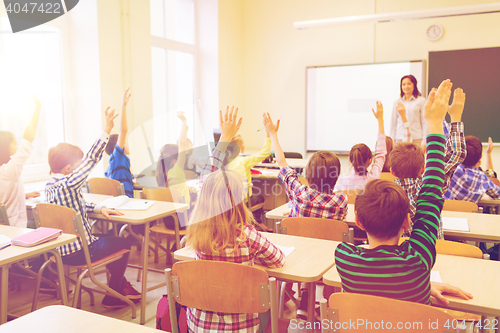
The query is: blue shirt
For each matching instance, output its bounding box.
[105,145,134,198]
[444,164,500,203]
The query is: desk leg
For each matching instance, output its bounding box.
[307,282,316,332]
[48,249,68,306]
[0,264,9,324]
[140,224,150,325]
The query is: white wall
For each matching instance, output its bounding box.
[219,0,500,173]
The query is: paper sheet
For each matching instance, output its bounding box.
[430,270,442,283]
[100,195,156,211]
[277,245,296,257]
[442,217,470,232]
[0,234,11,250]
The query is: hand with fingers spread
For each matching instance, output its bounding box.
[104,107,118,134]
[122,88,132,107]
[372,101,385,134]
[396,102,408,123]
[424,80,452,135]
[219,106,243,142]
[263,112,280,136]
[448,87,465,123]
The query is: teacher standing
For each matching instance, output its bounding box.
[390,74,427,146]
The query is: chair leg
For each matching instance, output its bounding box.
[154,231,159,264]
[278,281,285,318]
[31,259,52,312]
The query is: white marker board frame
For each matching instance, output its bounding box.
[306,60,425,154]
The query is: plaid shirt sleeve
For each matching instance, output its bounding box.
[199,149,226,184]
[278,166,305,201]
[486,178,500,199]
[442,122,466,196]
[247,226,285,268]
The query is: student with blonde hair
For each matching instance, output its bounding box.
[185,106,284,333]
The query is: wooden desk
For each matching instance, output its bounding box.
[0,226,76,324]
[0,305,159,332]
[258,158,308,169]
[323,253,500,317]
[478,198,500,215]
[174,232,340,324]
[83,193,188,325]
[266,203,500,243]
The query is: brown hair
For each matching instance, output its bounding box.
[390,143,424,179]
[463,136,482,167]
[349,144,372,176]
[225,135,242,162]
[355,179,410,240]
[156,144,179,187]
[0,131,15,166]
[382,136,394,173]
[48,143,84,174]
[306,151,341,193]
[400,75,421,98]
[105,134,118,155]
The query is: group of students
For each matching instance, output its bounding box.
[1,77,500,332]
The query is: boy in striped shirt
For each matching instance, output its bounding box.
[335,79,451,305]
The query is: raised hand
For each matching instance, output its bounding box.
[104,107,118,134]
[122,88,132,106]
[448,88,465,123]
[177,111,187,123]
[219,106,242,142]
[396,102,407,123]
[372,101,383,120]
[487,137,494,154]
[263,112,280,136]
[424,80,452,134]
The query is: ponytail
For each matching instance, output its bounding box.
[349,144,372,176]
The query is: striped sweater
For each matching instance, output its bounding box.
[334,134,445,304]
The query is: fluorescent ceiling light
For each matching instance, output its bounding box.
[294,2,500,30]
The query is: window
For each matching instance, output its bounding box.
[150,0,197,160]
[0,18,68,181]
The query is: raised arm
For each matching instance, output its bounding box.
[368,101,387,179]
[397,101,412,142]
[176,112,189,168]
[486,137,494,171]
[244,132,272,168]
[117,88,131,149]
[263,112,288,169]
[409,80,451,268]
[23,96,41,143]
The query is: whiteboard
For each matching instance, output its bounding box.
[306,61,425,153]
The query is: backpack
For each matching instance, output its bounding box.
[156,295,188,332]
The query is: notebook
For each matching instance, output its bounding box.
[100,195,156,211]
[11,227,62,247]
[0,234,11,250]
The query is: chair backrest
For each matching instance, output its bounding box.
[284,152,303,159]
[321,293,464,333]
[399,237,483,259]
[337,190,360,205]
[184,170,196,180]
[278,217,353,243]
[0,203,9,226]
[489,177,500,186]
[380,172,397,183]
[140,187,176,202]
[165,261,279,333]
[443,200,478,213]
[87,178,124,196]
[34,203,79,235]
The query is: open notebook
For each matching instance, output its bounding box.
[99,195,156,211]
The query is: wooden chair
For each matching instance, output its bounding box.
[140,187,187,266]
[284,152,303,159]
[165,261,282,333]
[443,200,479,213]
[277,217,353,243]
[276,217,353,316]
[86,178,125,234]
[320,293,465,332]
[86,177,125,196]
[245,183,267,231]
[32,203,136,317]
[183,170,196,179]
[0,203,8,225]
[380,172,397,182]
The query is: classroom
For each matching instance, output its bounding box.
[1,0,500,332]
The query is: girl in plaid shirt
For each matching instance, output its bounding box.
[185,107,285,333]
